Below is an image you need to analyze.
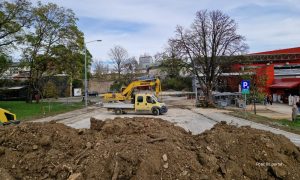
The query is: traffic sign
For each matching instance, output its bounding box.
[241,80,250,94]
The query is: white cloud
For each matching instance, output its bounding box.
[38,0,300,61]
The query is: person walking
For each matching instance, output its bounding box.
[266,95,270,104]
[269,94,273,105]
[297,102,300,112]
[264,95,268,105]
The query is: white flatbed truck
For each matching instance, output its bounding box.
[103,93,167,115]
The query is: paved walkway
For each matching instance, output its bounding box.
[193,108,300,147]
[234,103,293,120]
[34,105,300,147]
[265,103,293,115]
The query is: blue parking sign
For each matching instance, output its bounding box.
[241,80,250,94]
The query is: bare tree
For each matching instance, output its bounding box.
[156,42,187,78]
[123,56,138,81]
[94,60,109,79]
[170,10,248,102]
[124,57,138,74]
[108,45,128,79]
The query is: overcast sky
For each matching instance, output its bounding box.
[40,0,300,64]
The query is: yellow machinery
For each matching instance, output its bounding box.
[0,108,20,125]
[103,93,168,115]
[103,78,161,102]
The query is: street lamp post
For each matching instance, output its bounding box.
[84,39,102,107]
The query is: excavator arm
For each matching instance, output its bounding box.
[103,78,161,102]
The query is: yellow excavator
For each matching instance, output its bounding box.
[0,108,20,125]
[103,77,161,102]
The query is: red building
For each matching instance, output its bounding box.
[223,47,300,103]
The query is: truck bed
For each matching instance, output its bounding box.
[102,102,134,109]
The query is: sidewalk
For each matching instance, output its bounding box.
[192,108,300,146]
[245,103,293,120]
[266,103,293,115]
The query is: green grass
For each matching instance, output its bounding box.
[0,101,84,121]
[226,110,300,135]
[278,120,300,128]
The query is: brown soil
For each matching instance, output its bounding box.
[0,117,299,179]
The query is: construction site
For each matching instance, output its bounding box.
[1,53,300,179]
[1,76,300,179]
[1,0,300,179]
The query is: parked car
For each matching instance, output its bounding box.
[88,91,99,97]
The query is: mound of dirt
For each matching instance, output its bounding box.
[194,122,300,179]
[0,117,299,179]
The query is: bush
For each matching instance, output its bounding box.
[162,77,192,91]
[43,81,58,98]
[72,79,83,88]
[110,81,124,92]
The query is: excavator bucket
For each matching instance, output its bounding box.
[0,108,20,125]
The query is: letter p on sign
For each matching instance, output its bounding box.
[241,80,250,94]
[243,82,248,89]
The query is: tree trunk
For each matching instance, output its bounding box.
[26,83,33,103]
[204,83,213,106]
[69,76,73,97]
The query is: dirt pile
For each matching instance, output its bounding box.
[0,117,299,179]
[194,122,300,179]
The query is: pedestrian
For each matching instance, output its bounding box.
[266,95,270,104]
[296,102,300,112]
[264,95,267,105]
[269,94,273,105]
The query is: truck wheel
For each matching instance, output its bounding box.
[152,108,160,116]
[115,109,122,115]
[160,106,168,114]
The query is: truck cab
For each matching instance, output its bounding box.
[102,93,167,116]
[134,94,167,115]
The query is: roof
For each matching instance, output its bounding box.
[212,92,241,97]
[269,81,300,89]
[274,69,300,76]
[252,47,300,55]
[0,86,27,90]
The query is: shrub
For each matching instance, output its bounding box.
[43,81,58,98]
[162,77,192,91]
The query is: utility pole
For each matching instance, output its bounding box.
[84,39,102,107]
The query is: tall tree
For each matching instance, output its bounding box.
[108,45,128,79]
[156,42,187,78]
[0,0,32,50]
[0,53,11,77]
[22,2,83,102]
[123,56,138,81]
[123,57,138,74]
[170,10,248,101]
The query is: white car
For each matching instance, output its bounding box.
[292,105,300,121]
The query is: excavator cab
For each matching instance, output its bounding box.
[0,108,20,125]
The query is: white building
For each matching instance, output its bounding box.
[139,56,153,69]
[1,62,30,80]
